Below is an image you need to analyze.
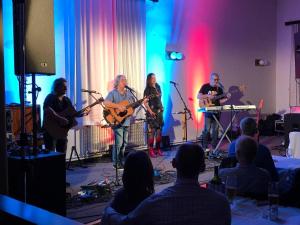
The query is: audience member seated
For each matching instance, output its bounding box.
[101,143,231,225]
[227,117,278,181]
[110,151,154,214]
[220,136,271,199]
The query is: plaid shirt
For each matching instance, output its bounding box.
[103,178,231,225]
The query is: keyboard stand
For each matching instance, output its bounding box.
[211,111,237,154]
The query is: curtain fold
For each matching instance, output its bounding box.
[66,0,146,125]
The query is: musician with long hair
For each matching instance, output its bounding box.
[197,73,229,150]
[103,75,136,169]
[144,73,164,157]
[43,78,90,153]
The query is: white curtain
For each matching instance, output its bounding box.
[66,0,146,125]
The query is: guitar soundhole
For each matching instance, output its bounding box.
[118,111,127,117]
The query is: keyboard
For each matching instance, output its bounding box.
[198,105,256,112]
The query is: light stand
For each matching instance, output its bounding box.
[171,83,192,142]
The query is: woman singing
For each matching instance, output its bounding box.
[144,73,164,157]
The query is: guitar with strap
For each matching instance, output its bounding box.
[199,85,246,107]
[103,94,154,126]
[44,97,104,139]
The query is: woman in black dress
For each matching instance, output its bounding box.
[144,73,164,157]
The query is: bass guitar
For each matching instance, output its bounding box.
[44,97,104,139]
[103,95,154,126]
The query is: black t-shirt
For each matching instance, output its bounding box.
[43,93,74,113]
[199,83,224,118]
[43,94,76,128]
[199,83,224,106]
[143,84,163,111]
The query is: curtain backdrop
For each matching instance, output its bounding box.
[65,0,146,125]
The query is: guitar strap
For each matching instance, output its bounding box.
[112,90,116,103]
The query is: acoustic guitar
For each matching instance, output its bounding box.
[103,95,154,126]
[199,85,246,107]
[44,97,104,139]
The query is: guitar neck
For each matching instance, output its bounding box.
[213,93,226,100]
[74,97,104,117]
[125,94,154,109]
[127,99,144,109]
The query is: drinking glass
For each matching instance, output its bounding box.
[268,182,279,221]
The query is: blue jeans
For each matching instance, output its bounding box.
[202,116,218,148]
[112,126,129,165]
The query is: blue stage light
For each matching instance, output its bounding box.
[169,51,177,60]
[166,51,184,60]
[176,52,183,60]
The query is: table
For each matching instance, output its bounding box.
[231,197,300,225]
[273,155,300,170]
[273,156,300,207]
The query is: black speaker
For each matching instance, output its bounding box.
[295,32,300,79]
[284,113,300,147]
[13,0,55,75]
[8,152,66,216]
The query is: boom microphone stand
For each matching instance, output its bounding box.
[170,82,193,142]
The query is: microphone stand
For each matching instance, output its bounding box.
[171,83,193,142]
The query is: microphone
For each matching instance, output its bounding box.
[125,85,136,92]
[81,89,100,94]
[170,81,179,85]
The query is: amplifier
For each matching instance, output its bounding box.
[5,105,41,137]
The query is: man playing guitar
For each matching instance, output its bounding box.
[43,78,91,153]
[197,73,229,150]
[103,75,146,169]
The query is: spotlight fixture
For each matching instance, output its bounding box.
[166,51,184,61]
